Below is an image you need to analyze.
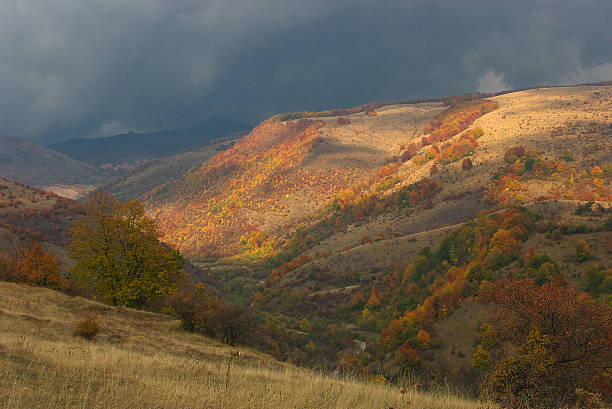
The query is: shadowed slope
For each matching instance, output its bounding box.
[0,135,109,187]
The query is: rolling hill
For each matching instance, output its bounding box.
[0,281,485,409]
[146,85,611,261]
[49,118,251,171]
[0,135,110,189]
[2,84,607,404]
[0,177,223,293]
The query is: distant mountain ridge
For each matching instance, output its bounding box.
[99,136,240,202]
[49,117,251,169]
[0,135,110,187]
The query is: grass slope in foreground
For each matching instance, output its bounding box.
[0,282,487,409]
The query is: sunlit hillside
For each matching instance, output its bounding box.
[1,84,608,408]
[146,86,610,262]
[0,281,488,409]
[136,85,611,401]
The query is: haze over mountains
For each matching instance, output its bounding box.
[0,117,250,199]
[49,117,251,170]
[100,137,239,202]
[0,135,109,188]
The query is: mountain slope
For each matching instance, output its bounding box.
[259,200,610,369]
[139,84,610,380]
[148,100,450,258]
[0,281,484,409]
[99,137,239,202]
[0,135,110,187]
[147,85,610,261]
[49,118,251,170]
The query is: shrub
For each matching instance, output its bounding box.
[575,201,595,215]
[398,343,420,366]
[416,329,431,348]
[503,146,526,163]
[19,240,65,289]
[582,265,612,301]
[360,236,373,245]
[488,327,561,408]
[199,304,259,346]
[575,239,591,263]
[560,150,574,162]
[165,282,216,332]
[472,344,492,369]
[74,313,101,340]
[466,127,484,139]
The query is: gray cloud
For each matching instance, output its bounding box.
[0,0,610,143]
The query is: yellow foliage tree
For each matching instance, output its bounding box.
[69,192,184,308]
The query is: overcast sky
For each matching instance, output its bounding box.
[1,0,611,144]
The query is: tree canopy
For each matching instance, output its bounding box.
[69,191,184,308]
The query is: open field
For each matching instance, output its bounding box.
[0,282,491,409]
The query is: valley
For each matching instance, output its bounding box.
[0,83,610,408]
[2,1,611,406]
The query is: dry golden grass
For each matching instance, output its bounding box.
[0,281,490,409]
[302,85,611,259]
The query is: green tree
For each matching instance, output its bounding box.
[69,191,184,308]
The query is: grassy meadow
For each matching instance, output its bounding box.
[0,281,491,409]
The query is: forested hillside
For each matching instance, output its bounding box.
[139,85,610,406]
[147,86,610,263]
[2,84,609,408]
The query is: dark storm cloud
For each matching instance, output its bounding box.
[1,0,610,143]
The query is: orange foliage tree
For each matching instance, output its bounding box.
[480,277,611,407]
[366,287,382,308]
[18,240,65,289]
